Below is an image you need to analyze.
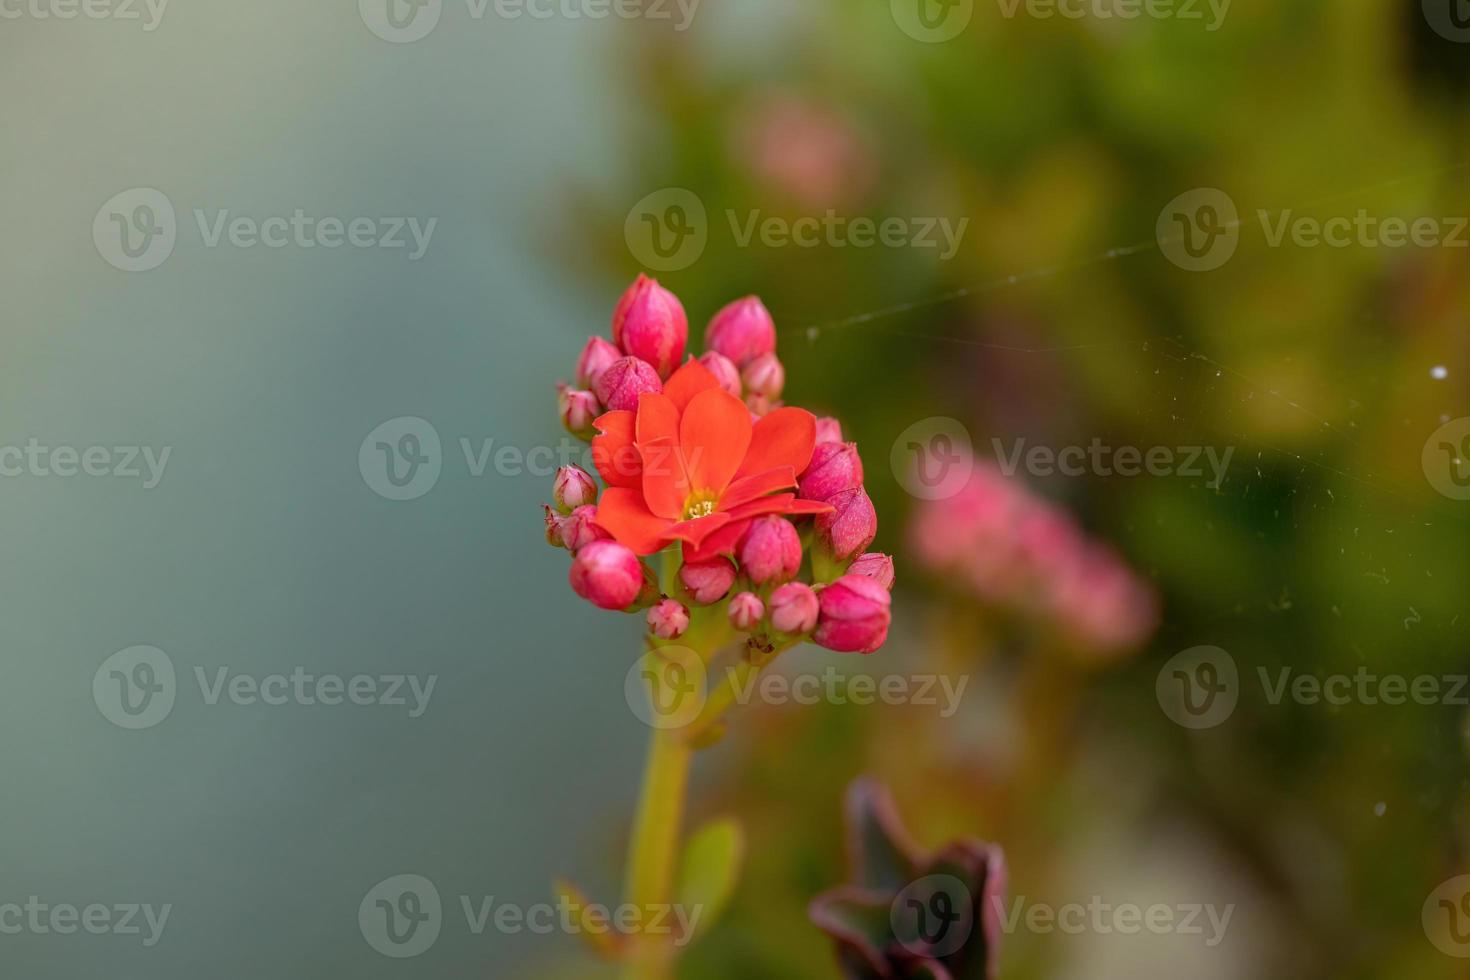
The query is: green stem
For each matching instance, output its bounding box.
[622,707,692,980]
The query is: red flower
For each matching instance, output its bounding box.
[591,359,832,558]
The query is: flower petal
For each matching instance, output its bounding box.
[591,410,641,489]
[680,388,752,496]
[661,512,732,549]
[720,466,796,510]
[593,487,675,556]
[724,492,833,523]
[638,437,689,520]
[735,407,817,482]
[664,358,721,412]
[682,519,751,564]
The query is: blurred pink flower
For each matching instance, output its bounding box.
[731,94,877,212]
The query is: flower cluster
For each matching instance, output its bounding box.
[909,459,1157,656]
[547,276,894,654]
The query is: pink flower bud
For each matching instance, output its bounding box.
[741,352,785,402]
[559,505,611,553]
[611,275,687,378]
[813,574,891,653]
[544,505,566,549]
[679,557,736,605]
[728,591,765,631]
[814,416,843,444]
[705,296,776,367]
[745,393,778,417]
[848,552,895,590]
[576,336,622,390]
[647,599,691,640]
[738,516,802,585]
[698,351,743,398]
[769,582,819,635]
[593,356,663,413]
[816,487,878,561]
[569,540,645,611]
[553,465,598,514]
[559,386,601,441]
[799,441,864,503]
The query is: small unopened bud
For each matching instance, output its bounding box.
[728,592,765,631]
[814,416,843,445]
[698,351,743,398]
[848,552,895,590]
[769,582,819,635]
[544,505,565,549]
[553,465,598,514]
[559,386,600,440]
[741,352,785,403]
[798,442,863,503]
[647,599,691,640]
[813,574,891,654]
[569,540,645,611]
[738,516,802,585]
[679,557,737,605]
[594,356,663,412]
[576,336,622,390]
[816,486,878,561]
[705,296,776,367]
[611,275,687,379]
[558,505,611,553]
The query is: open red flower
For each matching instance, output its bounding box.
[591,359,831,558]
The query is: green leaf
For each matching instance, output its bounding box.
[673,818,745,946]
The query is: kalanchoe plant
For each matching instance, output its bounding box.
[542,276,897,978]
[811,779,1007,980]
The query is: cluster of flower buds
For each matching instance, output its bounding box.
[909,458,1157,656]
[546,276,894,654]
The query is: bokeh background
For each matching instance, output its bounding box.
[3,0,1468,977]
